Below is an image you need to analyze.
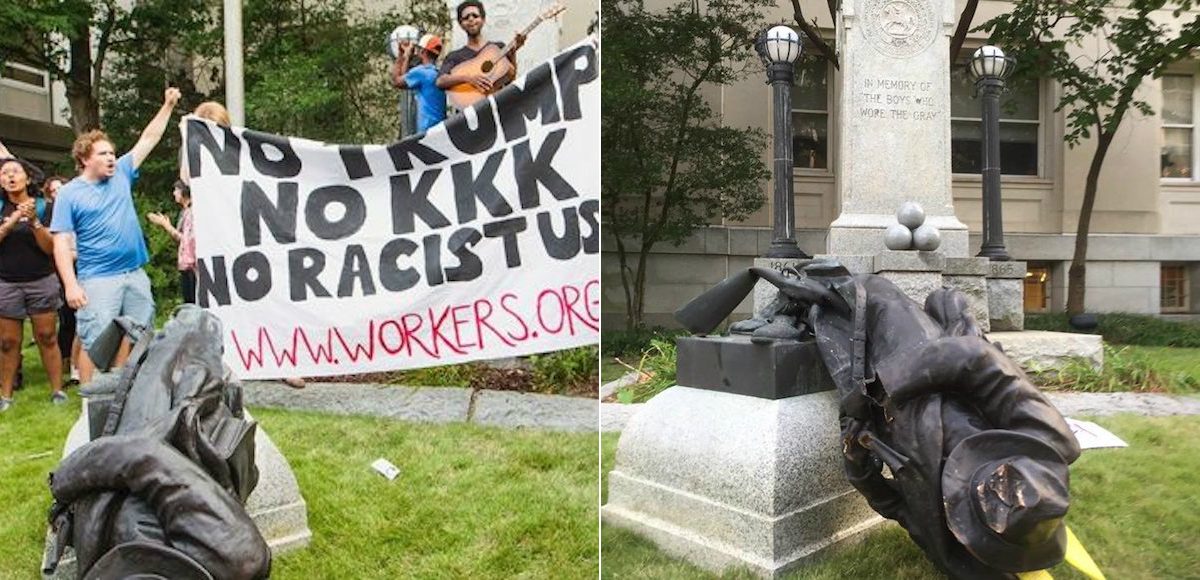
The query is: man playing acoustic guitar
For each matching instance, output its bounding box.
[435,0,525,98]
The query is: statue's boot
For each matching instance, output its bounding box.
[751,315,805,343]
[730,318,769,335]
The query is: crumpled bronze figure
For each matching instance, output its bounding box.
[676,261,1081,579]
[44,305,271,579]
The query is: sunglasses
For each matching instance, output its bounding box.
[459,12,481,22]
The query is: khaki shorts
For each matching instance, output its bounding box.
[0,273,64,320]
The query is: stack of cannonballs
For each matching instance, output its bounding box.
[884,202,941,251]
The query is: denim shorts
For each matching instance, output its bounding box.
[76,268,155,349]
[0,273,63,320]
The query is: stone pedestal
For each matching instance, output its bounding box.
[987,261,1026,331]
[829,0,968,259]
[871,251,945,304]
[602,387,883,578]
[943,257,991,333]
[42,404,311,578]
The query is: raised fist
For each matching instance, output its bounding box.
[164,87,182,108]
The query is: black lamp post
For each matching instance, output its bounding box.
[755,25,808,259]
[969,45,1015,261]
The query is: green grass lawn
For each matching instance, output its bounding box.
[602,415,1200,579]
[1125,345,1200,380]
[0,342,599,579]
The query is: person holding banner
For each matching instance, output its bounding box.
[50,87,181,384]
[391,34,447,133]
[182,101,307,389]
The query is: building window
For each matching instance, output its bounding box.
[1024,263,1050,313]
[0,61,49,93]
[1162,74,1195,179]
[1161,264,1189,312]
[792,57,829,170]
[949,64,1040,176]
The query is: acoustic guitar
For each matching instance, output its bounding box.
[446,3,566,109]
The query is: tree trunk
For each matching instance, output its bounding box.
[1066,131,1115,315]
[614,234,637,331]
[632,237,652,330]
[66,23,100,134]
[949,0,979,62]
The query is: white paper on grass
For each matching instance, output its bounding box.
[1065,418,1128,450]
[371,458,401,480]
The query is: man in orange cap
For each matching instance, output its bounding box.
[391,33,447,133]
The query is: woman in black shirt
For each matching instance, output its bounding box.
[0,157,65,411]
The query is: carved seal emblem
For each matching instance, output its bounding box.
[862,0,937,58]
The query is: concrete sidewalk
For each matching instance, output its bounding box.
[243,381,598,432]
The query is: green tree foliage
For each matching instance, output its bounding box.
[241,0,448,143]
[982,1,1200,315]
[602,0,771,330]
[0,0,212,133]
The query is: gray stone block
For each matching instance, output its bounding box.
[814,254,874,274]
[987,277,1025,331]
[876,271,944,305]
[829,221,969,259]
[730,228,760,256]
[602,387,883,578]
[986,330,1103,372]
[704,227,731,254]
[601,402,642,432]
[873,250,946,273]
[987,260,1028,279]
[471,390,598,432]
[943,257,990,276]
[943,275,990,333]
[676,336,834,399]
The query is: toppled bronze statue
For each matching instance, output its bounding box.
[44,306,271,579]
[676,261,1081,579]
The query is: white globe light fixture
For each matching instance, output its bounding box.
[764,25,802,64]
[387,25,421,59]
[969,45,1014,82]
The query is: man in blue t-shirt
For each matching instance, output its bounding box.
[51,87,181,382]
[391,34,447,133]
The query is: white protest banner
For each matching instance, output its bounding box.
[184,39,599,379]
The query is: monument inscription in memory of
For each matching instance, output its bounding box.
[830,0,969,258]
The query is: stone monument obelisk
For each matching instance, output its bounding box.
[827,0,969,257]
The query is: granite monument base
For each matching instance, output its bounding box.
[602,386,884,578]
[987,260,1027,331]
[42,403,311,578]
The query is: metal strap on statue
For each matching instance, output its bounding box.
[851,281,867,391]
[100,329,156,437]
